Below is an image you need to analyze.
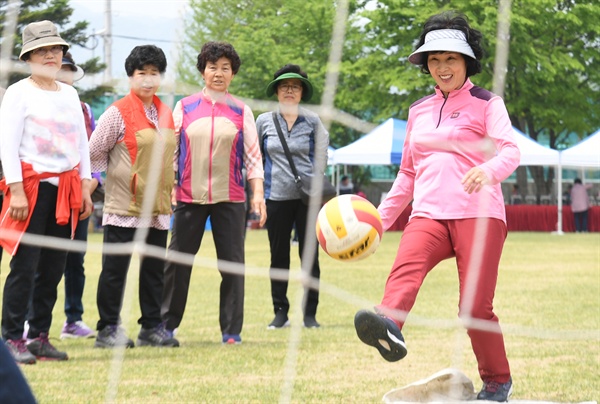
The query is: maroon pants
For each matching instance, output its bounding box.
[377,217,511,383]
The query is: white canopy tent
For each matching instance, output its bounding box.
[513,128,560,166]
[560,130,600,168]
[555,130,600,234]
[332,118,407,165]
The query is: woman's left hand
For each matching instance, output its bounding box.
[461,167,489,194]
[252,196,267,228]
[248,178,267,227]
[79,179,94,220]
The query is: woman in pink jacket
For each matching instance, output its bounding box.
[353,11,520,402]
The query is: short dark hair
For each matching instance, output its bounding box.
[413,11,483,77]
[574,178,582,184]
[124,45,167,77]
[272,64,309,92]
[196,41,241,74]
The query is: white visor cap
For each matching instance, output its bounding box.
[408,29,476,65]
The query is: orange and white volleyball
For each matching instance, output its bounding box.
[316,195,383,262]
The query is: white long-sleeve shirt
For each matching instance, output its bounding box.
[0,78,91,185]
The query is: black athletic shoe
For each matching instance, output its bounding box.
[26,333,68,361]
[303,317,321,328]
[267,311,290,329]
[477,377,512,402]
[354,310,407,362]
[137,322,179,347]
[95,325,134,349]
[5,339,36,364]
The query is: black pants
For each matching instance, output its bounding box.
[266,199,320,319]
[573,210,588,232]
[96,225,167,331]
[162,202,245,335]
[1,183,70,340]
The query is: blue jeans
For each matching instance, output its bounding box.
[64,216,90,324]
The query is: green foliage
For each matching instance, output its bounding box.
[179,0,599,190]
[347,0,600,140]
[178,0,336,104]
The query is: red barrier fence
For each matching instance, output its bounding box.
[388,205,599,232]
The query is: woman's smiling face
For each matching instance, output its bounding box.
[427,51,467,96]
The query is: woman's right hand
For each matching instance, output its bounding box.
[8,182,29,221]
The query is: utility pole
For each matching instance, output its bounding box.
[104,0,112,84]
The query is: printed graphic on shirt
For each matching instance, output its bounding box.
[27,108,81,168]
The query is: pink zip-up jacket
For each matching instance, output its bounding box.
[379,79,520,230]
[173,90,264,205]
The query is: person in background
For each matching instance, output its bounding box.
[353,11,520,402]
[55,52,99,339]
[510,184,522,205]
[89,45,179,349]
[338,175,354,195]
[161,41,266,345]
[570,178,591,232]
[0,20,93,364]
[256,64,329,329]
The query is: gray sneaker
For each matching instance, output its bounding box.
[95,325,134,348]
[26,333,68,361]
[137,322,179,347]
[5,339,36,365]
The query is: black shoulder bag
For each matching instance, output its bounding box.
[271,112,336,205]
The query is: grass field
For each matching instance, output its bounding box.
[1,230,599,403]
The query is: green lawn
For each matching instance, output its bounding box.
[1,230,599,403]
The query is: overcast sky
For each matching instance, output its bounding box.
[69,0,189,89]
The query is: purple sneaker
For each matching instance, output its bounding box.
[60,321,96,339]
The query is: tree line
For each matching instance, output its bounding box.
[2,0,598,193]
